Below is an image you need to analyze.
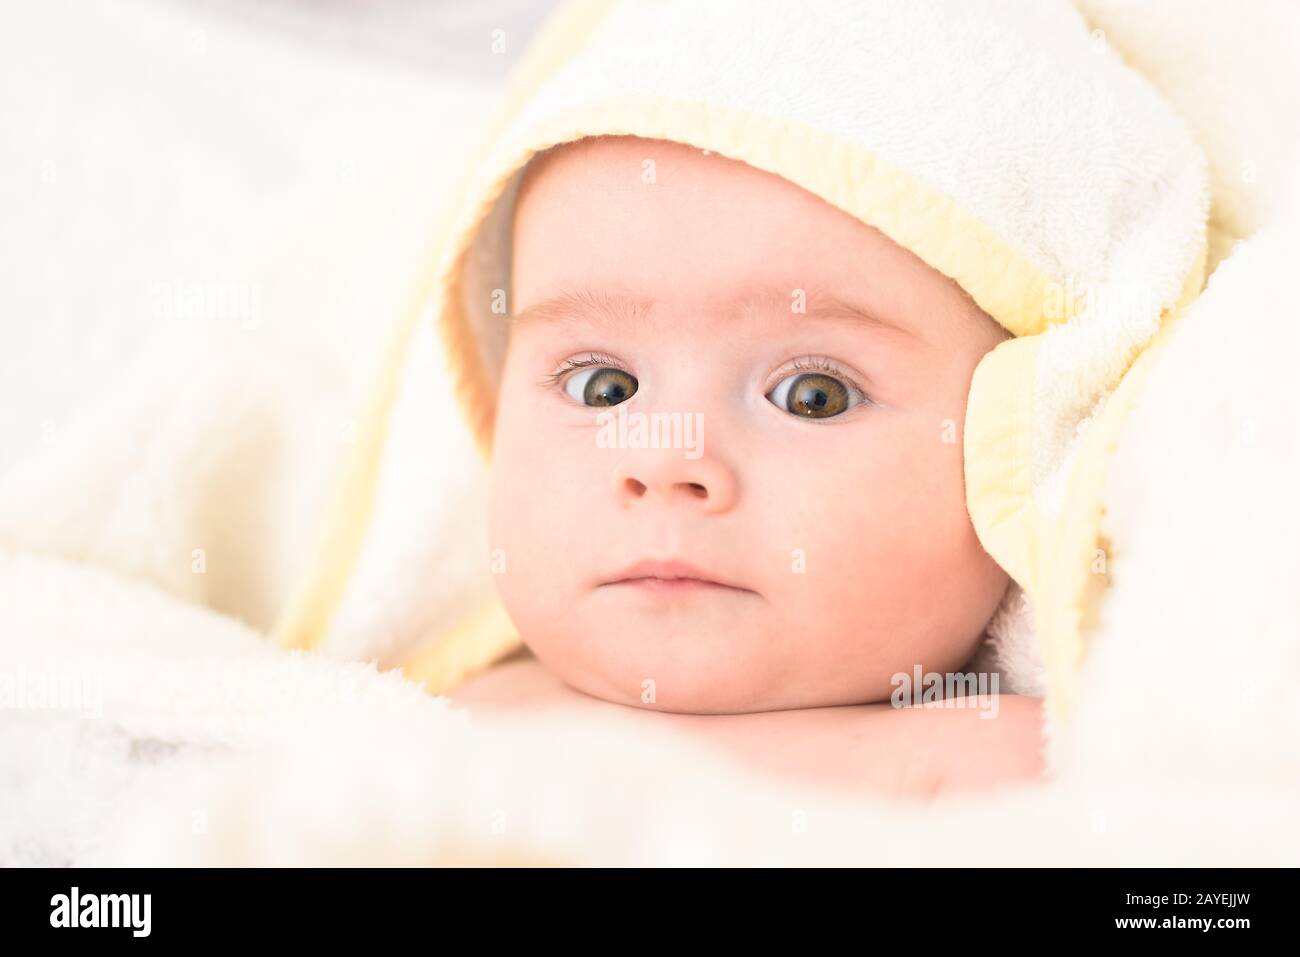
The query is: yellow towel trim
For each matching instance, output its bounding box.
[1039,239,1207,728]
[963,333,1043,594]
[397,598,521,697]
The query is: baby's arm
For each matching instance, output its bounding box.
[448,655,1047,801]
[883,694,1048,800]
[672,693,1047,801]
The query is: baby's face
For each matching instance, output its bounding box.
[489,135,1011,714]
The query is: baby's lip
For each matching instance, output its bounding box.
[599,557,755,594]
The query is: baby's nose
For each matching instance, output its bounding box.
[612,450,737,514]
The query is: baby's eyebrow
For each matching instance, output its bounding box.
[733,284,924,344]
[509,283,924,344]
[508,287,654,328]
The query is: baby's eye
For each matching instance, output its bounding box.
[766,370,861,418]
[563,366,639,407]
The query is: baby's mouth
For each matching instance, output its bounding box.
[597,558,756,596]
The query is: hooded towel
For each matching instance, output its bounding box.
[272,0,1209,737]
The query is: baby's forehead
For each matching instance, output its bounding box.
[519,134,703,186]
[510,135,1002,348]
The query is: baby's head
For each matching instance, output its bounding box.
[488,134,1012,714]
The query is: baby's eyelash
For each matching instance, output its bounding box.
[542,352,871,405]
[783,355,872,404]
[544,351,628,388]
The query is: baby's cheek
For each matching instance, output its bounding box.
[489,396,626,636]
[763,423,974,675]
[489,408,577,619]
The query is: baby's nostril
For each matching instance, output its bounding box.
[686,482,707,498]
[624,477,647,496]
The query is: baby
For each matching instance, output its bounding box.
[450,134,1045,800]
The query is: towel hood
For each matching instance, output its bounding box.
[273,0,1209,735]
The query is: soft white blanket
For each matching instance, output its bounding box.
[1,0,1297,865]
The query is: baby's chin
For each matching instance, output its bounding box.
[547,657,784,715]
[510,607,765,714]
[516,599,855,714]
[547,645,749,713]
